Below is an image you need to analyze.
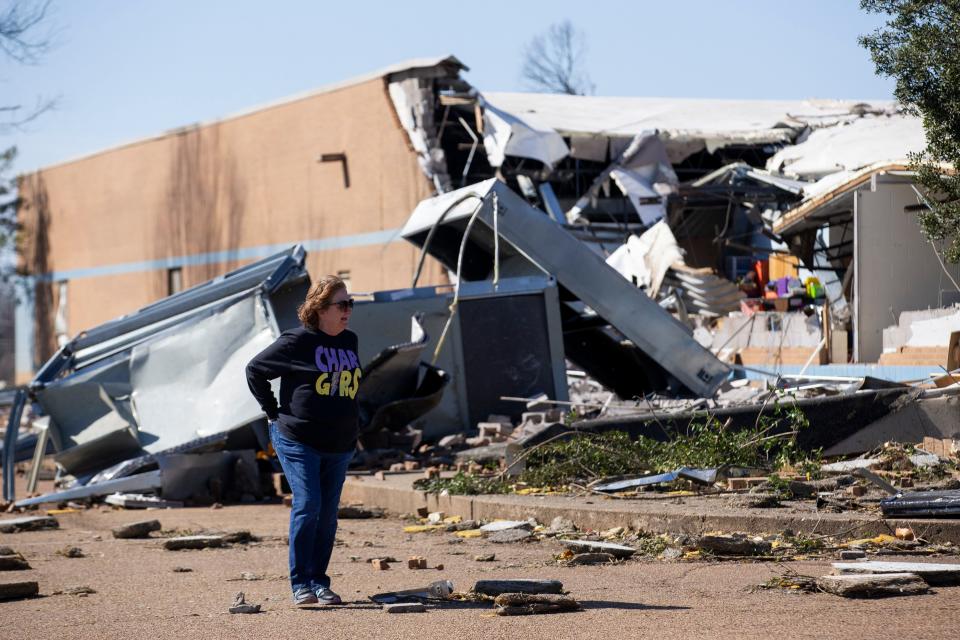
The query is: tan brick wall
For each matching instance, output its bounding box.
[17,77,447,362]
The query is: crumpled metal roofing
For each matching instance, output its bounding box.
[482,92,898,146]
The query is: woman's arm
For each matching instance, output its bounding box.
[245,333,295,421]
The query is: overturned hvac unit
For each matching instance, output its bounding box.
[398,179,730,401]
[2,247,447,503]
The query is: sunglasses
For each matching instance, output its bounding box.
[327,298,355,311]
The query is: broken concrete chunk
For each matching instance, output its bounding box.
[479,520,531,533]
[0,516,58,533]
[660,548,683,560]
[832,561,960,586]
[560,539,636,559]
[57,585,96,596]
[472,579,564,597]
[229,591,262,614]
[407,556,427,570]
[163,535,224,551]
[0,581,39,600]
[697,534,772,556]
[474,554,496,562]
[56,546,84,558]
[446,520,478,532]
[549,517,576,533]
[454,442,509,464]
[372,559,390,570]
[494,592,582,615]
[0,546,15,555]
[0,555,30,571]
[488,529,532,544]
[383,602,427,613]
[565,552,615,566]
[112,519,162,539]
[816,573,928,598]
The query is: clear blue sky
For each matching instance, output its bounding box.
[2,0,895,174]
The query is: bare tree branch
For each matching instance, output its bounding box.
[1,1,56,256]
[0,0,52,63]
[520,20,594,95]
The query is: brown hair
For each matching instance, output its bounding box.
[297,275,347,330]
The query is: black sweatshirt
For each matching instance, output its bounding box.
[245,327,362,453]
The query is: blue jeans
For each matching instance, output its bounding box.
[269,422,353,593]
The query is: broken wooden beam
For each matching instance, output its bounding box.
[0,581,39,600]
[0,554,30,571]
[473,579,563,597]
[163,535,224,551]
[493,592,582,615]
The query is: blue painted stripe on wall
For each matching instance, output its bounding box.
[37,228,404,282]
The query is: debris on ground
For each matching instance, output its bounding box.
[338,505,386,519]
[112,519,162,539]
[549,517,576,533]
[474,554,495,562]
[53,585,96,596]
[55,546,84,558]
[479,520,532,532]
[832,561,960,586]
[0,516,58,533]
[228,592,261,614]
[563,552,616,566]
[493,592,583,616]
[0,553,30,570]
[816,573,929,598]
[472,579,564,597]
[222,530,256,544]
[369,580,454,604]
[229,572,265,582]
[488,529,533,544]
[560,539,637,559]
[881,490,960,518]
[104,494,184,509]
[383,602,427,613]
[163,535,225,551]
[0,581,39,600]
[697,534,773,556]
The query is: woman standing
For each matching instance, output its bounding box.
[246,275,361,605]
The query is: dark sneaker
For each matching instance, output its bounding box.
[315,587,342,605]
[293,587,319,605]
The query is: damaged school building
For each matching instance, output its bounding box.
[3,55,959,505]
